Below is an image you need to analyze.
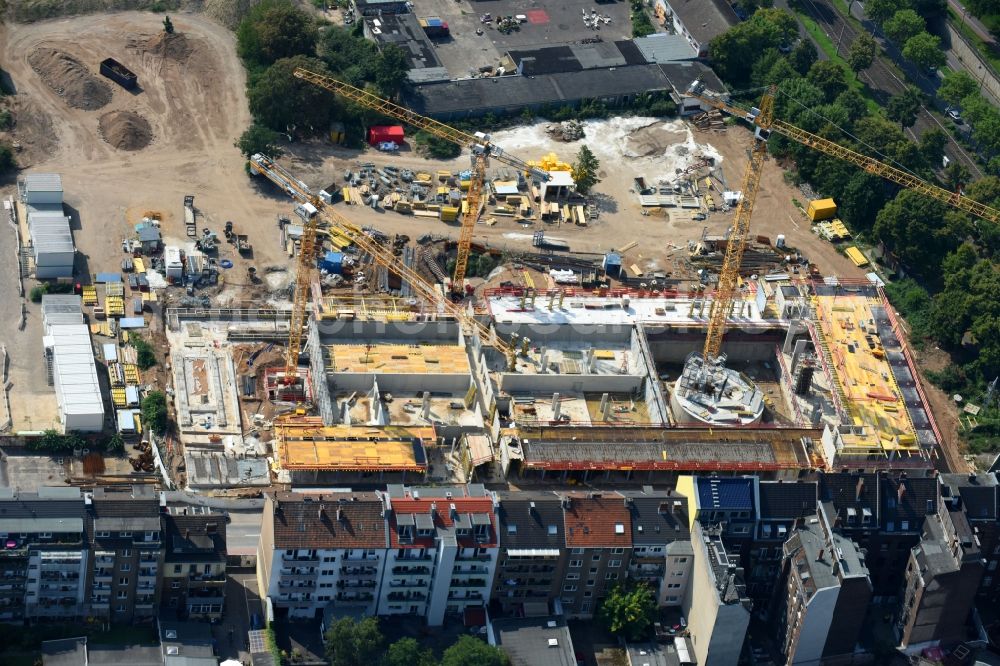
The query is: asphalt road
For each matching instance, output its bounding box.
[948,0,995,44]
[793,0,984,177]
[227,510,264,556]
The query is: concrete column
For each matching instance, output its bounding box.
[552,392,561,421]
[422,392,431,420]
[586,349,596,373]
[599,392,609,416]
[538,350,548,373]
[601,397,612,422]
[783,320,805,353]
[790,339,808,374]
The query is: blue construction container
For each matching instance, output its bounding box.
[320,251,344,274]
[603,251,622,278]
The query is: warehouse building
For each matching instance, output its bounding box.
[19,173,74,279]
[653,0,740,57]
[41,295,104,432]
[364,14,449,83]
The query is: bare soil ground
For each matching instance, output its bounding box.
[0,11,294,430]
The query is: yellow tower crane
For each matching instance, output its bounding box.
[248,153,514,383]
[685,80,1000,362]
[292,67,551,292]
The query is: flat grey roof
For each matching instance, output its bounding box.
[633,34,698,63]
[94,516,161,532]
[0,516,84,533]
[491,617,576,666]
[24,173,63,192]
[41,637,87,666]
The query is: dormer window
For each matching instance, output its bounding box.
[614,523,625,535]
[456,528,470,536]
[417,528,433,537]
[398,526,413,543]
[120,531,132,538]
[547,525,558,536]
[474,524,489,539]
[507,524,517,535]
[861,508,872,524]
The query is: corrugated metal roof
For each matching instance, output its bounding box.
[633,34,698,63]
[46,324,104,422]
[29,209,74,257]
[42,295,84,330]
[24,173,63,192]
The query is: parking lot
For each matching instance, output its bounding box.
[413,0,633,77]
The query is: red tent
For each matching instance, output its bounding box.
[367,125,404,146]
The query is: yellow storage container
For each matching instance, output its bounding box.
[845,246,869,267]
[437,170,452,182]
[807,198,837,221]
[440,206,460,222]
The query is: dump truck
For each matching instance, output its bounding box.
[99,58,138,89]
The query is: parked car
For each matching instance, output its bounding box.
[250,613,263,630]
[947,107,963,123]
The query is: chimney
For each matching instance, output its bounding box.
[450,502,458,519]
[430,502,438,517]
[318,505,325,520]
[561,496,571,509]
[897,483,906,503]
[855,477,864,501]
[336,507,344,522]
[529,501,537,515]
[816,548,824,561]
[422,392,431,420]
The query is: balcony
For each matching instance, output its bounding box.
[278,580,316,590]
[188,572,226,583]
[335,592,373,602]
[282,553,320,564]
[450,578,487,588]
[447,590,483,601]
[41,571,79,581]
[339,566,378,577]
[502,564,556,574]
[455,553,492,562]
[342,553,380,562]
[629,565,664,577]
[388,580,428,588]
[392,566,430,576]
[387,591,426,602]
[394,553,433,562]
[337,580,376,589]
[279,568,317,578]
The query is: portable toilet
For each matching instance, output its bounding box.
[320,251,344,274]
[603,251,622,278]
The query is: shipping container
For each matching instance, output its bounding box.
[367,125,405,146]
[418,16,450,37]
[807,197,837,221]
[845,246,869,267]
[99,58,138,89]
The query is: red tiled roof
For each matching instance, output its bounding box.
[388,497,497,549]
[270,492,387,549]
[563,494,633,548]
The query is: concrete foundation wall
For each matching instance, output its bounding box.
[646,329,783,363]
[494,322,633,344]
[634,326,670,424]
[316,319,462,343]
[499,373,644,393]
[331,372,471,394]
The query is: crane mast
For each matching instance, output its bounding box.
[703,87,775,361]
[292,67,550,292]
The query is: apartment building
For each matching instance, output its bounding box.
[620,489,691,607]
[559,492,633,619]
[259,491,388,620]
[684,522,751,666]
[773,510,872,665]
[897,495,985,649]
[161,506,227,620]
[819,472,939,598]
[381,484,498,625]
[0,487,89,622]
[493,491,567,615]
[86,485,164,624]
[748,481,818,608]
[940,473,999,603]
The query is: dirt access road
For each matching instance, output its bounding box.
[0,11,295,431]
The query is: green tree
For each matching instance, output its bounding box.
[918,127,947,165]
[938,70,978,108]
[383,638,437,666]
[324,617,384,666]
[132,336,157,370]
[598,583,657,641]
[235,123,284,159]
[374,44,410,98]
[807,60,849,101]
[790,39,818,75]
[867,0,909,24]
[248,56,337,137]
[884,9,925,44]
[414,131,461,159]
[440,636,509,666]
[886,85,922,129]
[902,32,946,69]
[0,141,15,175]
[572,144,601,194]
[944,162,972,191]
[237,0,318,67]
[103,432,125,453]
[163,15,174,34]
[873,189,961,283]
[141,391,169,436]
[847,33,879,79]
[708,8,798,86]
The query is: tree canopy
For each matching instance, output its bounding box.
[382,638,437,666]
[938,70,978,108]
[247,56,338,137]
[572,145,601,194]
[324,617,384,666]
[847,33,879,79]
[235,123,284,159]
[884,9,925,44]
[708,7,798,87]
[237,0,318,67]
[440,636,509,666]
[902,32,946,69]
[141,391,169,436]
[886,85,922,129]
[598,583,657,641]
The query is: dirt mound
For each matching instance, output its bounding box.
[141,32,193,62]
[98,110,153,151]
[203,0,262,29]
[27,47,112,110]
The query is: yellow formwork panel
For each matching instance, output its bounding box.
[82,286,98,306]
[111,387,127,408]
[325,343,471,374]
[105,296,125,317]
[813,293,917,451]
[123,364,140,385]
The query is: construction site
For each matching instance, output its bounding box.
[0,10,984,499]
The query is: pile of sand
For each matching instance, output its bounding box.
[98,110,152,151]
[140,32,193,62]
[27,47,112,110]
